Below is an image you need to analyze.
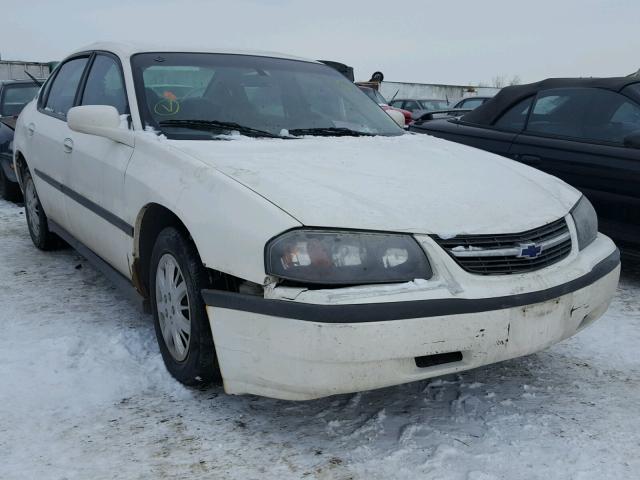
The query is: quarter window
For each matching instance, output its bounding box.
[493,97,533,131]
[43,57,89,118]
[81,55,128,115]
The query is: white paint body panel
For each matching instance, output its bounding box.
[209,235,619,400]
[174,134,580,236]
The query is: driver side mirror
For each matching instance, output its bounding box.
[623,131,640,149]
[68,105,134,147]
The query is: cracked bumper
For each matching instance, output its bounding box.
[203,238,620,400]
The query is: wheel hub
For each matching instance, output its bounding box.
[155,253,191,362]
[25,180,41,239]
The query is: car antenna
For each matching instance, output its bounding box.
[24,71,43,87]
[390,89,399,102]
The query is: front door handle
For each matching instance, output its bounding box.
[27,123,35,136]
[63,138,74,153]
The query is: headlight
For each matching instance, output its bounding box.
[571,196,598,250]
[265,229,432,285]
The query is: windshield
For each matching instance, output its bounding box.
[360,87,388,105]
[1,83,40,117]
[131,53,403,139]
[419,100,448,111]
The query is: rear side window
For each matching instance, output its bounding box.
[43,57,89,118]
[493,97,533,131]
[81,55,128,114]
[527,88,640,144]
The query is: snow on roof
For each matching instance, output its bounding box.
[69,41,317,63]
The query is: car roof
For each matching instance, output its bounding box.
[69,41,318,64]
[463,77,640,125]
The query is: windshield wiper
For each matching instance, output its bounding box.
[158,119,280,138]
[287,127,375,137]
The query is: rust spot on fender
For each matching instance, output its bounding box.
[131,257,148,298]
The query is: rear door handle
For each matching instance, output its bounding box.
[27,123,35,136]
[63,138,74,153]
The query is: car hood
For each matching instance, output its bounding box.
[170,134,580,236]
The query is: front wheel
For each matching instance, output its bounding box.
[150,227,219,386]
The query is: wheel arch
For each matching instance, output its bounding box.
[133,202,194,297]
[133,202,245,299]
[13,150,28,189]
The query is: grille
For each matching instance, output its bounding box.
[435,218,572,275]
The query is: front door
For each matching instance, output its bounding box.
[65,53,134,275]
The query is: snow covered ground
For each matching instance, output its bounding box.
[1,197,638,480]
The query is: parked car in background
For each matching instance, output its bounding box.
[13,43,619,400]
[410,77,640,252]
[1,79,41,200]
[452,95,493,111]
[359,85,412,125]
[389,98,449,119]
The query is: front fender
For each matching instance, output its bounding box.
[125,134,301,284]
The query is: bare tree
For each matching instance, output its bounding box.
[487,74,521,88]
[491,75,506,88]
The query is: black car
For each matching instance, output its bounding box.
[410,77,640,250]
[1,79,41,200]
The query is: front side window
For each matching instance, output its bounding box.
[81,55,128,115]
[493,96,533,131]
[131,53,402,139]
[527,88,640,144]
[43,57,89,118]
[0,83,40,117]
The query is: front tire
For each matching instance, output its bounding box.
[150,227,219,386]
[23,170,58,250]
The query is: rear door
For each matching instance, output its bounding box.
[509,87,640,244]
[28,56,90,229]
[65,52,134,275]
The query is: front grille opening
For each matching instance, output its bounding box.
[434,218,572,275]
[415,351,463,368]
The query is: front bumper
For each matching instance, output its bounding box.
[203,235,620,400]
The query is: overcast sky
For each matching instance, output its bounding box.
[2,0,638,85]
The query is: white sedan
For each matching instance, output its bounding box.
[13,42,620,400]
